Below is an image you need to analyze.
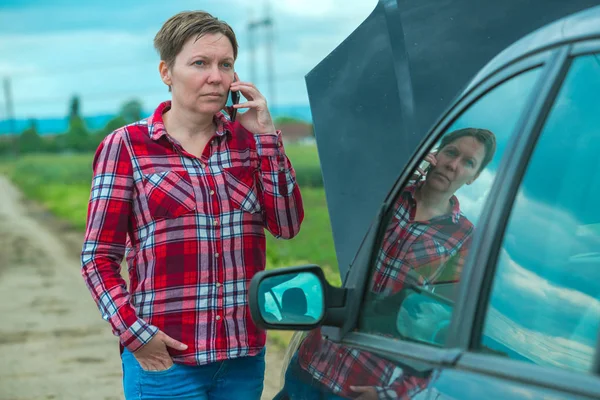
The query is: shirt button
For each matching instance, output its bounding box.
[200,162,206,168]
[210,190,215,196]
[215,253,220,258]
[216,282,222,288]
[213,219,219,226]
[216,315,221,321]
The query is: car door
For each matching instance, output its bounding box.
[256,40,600,400]
[268,53,552,399]
[421,41,600,400]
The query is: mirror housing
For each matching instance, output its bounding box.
[249,264,348,331]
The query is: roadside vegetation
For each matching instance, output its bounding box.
[0,142,338,350]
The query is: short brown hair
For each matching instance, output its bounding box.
[154,11,238,69]
[439,128,497,172]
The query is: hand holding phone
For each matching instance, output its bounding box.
[412,151,438,182]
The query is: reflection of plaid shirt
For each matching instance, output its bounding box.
[372,183,473,295]
[298,330,430,399]
[81,101,304,365]
[297,184,472,399]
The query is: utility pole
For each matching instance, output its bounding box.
[3,77,18,156]
[265,0,276,109]
[247,0,276,109]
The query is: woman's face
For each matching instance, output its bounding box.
[160,32,235,116]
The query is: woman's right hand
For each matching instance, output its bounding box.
[133,330,187,371]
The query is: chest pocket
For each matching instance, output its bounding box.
[143,171,196,219]
[222,166,262,214]
[405,237,453,283]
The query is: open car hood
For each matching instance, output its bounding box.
[305,0,599,278]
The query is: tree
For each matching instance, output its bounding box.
[61,95,91,152]
[120,99,143,124]
[93,99,144,146]
[18,119,43,153]
[69,95,81,122]
[93,115,127,147]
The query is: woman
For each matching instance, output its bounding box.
[81,11,304,399]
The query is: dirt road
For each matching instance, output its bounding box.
[0,175,284,400]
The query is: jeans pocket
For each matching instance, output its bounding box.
[139,362,178,375]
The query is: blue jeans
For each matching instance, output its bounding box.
[121,348,266,400]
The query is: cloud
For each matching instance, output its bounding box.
[455,168,495,223]
[480,189,600,371]
[272,0,376,19]
[0,29,159,117]
[495,247,600,324]
[0,1,377,118]
[484,305,596,371]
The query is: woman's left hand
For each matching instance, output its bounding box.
[230,73,276,135]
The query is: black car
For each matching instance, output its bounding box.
[251,1,600,399]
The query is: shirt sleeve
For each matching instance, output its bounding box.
[80,130,158,352]
[254,131,304,239]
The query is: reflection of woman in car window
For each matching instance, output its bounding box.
[372,127,497,296]
[288,128,496,400]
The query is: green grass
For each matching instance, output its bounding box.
[1,154,93,230]
[265,187,340,286]
[0,146,339,349]
[285,144,324,188]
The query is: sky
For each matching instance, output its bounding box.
[0,0,377,119]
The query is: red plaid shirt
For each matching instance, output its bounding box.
[81,101,304,365]
[297,184,472,399]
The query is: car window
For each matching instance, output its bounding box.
[357,67,543,344]
[478,53,600,373]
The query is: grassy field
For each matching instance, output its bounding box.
[0,144,339,349]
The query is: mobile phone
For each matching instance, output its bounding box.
[229,77,240,122]
[416,159,432,181]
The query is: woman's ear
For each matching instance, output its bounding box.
[159,60,172,88]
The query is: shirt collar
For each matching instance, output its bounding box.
[147,100,233,141]
[404,182,463,224]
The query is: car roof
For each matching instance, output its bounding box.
[466,5,600,94]
[305,0,600,278]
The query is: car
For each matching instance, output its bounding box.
[250,1,600,399]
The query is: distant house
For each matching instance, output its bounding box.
[278,122,314,143]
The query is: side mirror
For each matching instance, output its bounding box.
[249,265,328,330]
[395,286,453,346]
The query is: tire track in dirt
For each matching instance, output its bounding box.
[0,175,284,400]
